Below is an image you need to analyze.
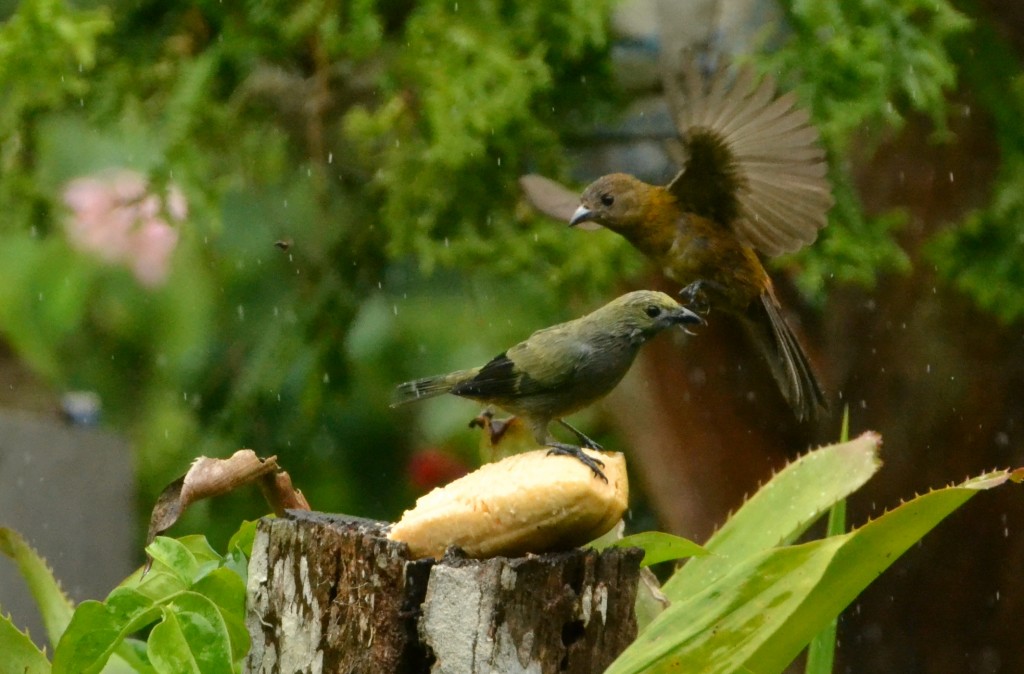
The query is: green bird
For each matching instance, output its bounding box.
[393,290,703,479]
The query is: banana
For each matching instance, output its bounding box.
[389,449,628,560]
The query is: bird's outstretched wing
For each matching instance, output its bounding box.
[519,174,602,231]
[663,51,833,257]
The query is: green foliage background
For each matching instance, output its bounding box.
[0,0,1019,545]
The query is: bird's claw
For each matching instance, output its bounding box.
[546,442,608,482]
[468,408,494,429]
[679,281,712,316]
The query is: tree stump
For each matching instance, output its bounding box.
[245,511,643,673]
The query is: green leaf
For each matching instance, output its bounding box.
[148,593,233,674]
[145,537,202,586]
[227,519,260,559]
[603,532,708,567]
[191,568,250,662]
[0,612,50,673]
[147,611,200,674]
[53,588,159,674]
[804,408,852,674]
[127,568,188,604]
[114,638,156,674]
[174,536,223,567]
[661,432,882,601]
[0,527,74,649]
[607,468,1019,673]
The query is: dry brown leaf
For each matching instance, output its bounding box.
[146,449,309,547]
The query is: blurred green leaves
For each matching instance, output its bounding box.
[0,0,1021,545]
[762,0,969,297]
[0,0,111,126]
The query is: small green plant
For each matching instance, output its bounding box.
[0,521,257,674]
[601,428,1022,673]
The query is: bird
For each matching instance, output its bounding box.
[522,52,832,421]
[392,290,703,479]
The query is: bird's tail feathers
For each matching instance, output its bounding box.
[741,291,827,422]
[391,369,478,407]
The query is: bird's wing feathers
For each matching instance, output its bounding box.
[518,174,580,222]
[664,52,833,257]
[451,325,585,400]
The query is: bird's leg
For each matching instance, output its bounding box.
[558,419,603,451]
[546,442,607,482]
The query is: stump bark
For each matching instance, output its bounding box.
[245,511,643,673]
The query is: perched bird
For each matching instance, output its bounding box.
[393,290,703,479]
[522,53,832,421]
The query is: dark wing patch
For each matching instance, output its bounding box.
[451,351,546,400]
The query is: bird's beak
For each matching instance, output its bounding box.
[671,306,705,334]
[569,205,594,228]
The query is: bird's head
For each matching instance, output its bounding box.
[598,290,704,342]
[571,173,651,233]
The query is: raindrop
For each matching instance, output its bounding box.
[393,305,399,315]
[497,157,502,167]
[926,364,931,373]
[323,373,330,384]
[444,237,450,247]
[237,305,245,320]
[948,172,954,183]
[378,281,382,289]
[859,400,867,409]
[328,152,334,164]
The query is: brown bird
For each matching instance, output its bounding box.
[521,54,832,420]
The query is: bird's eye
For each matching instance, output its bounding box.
[600,193,615,207]
[645,305,662,318]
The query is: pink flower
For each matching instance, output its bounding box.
[63,170,186,288]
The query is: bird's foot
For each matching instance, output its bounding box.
[546,442,607,482]
[679,280,712,315]
[558,419,603,451]
[468,408,494,429]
